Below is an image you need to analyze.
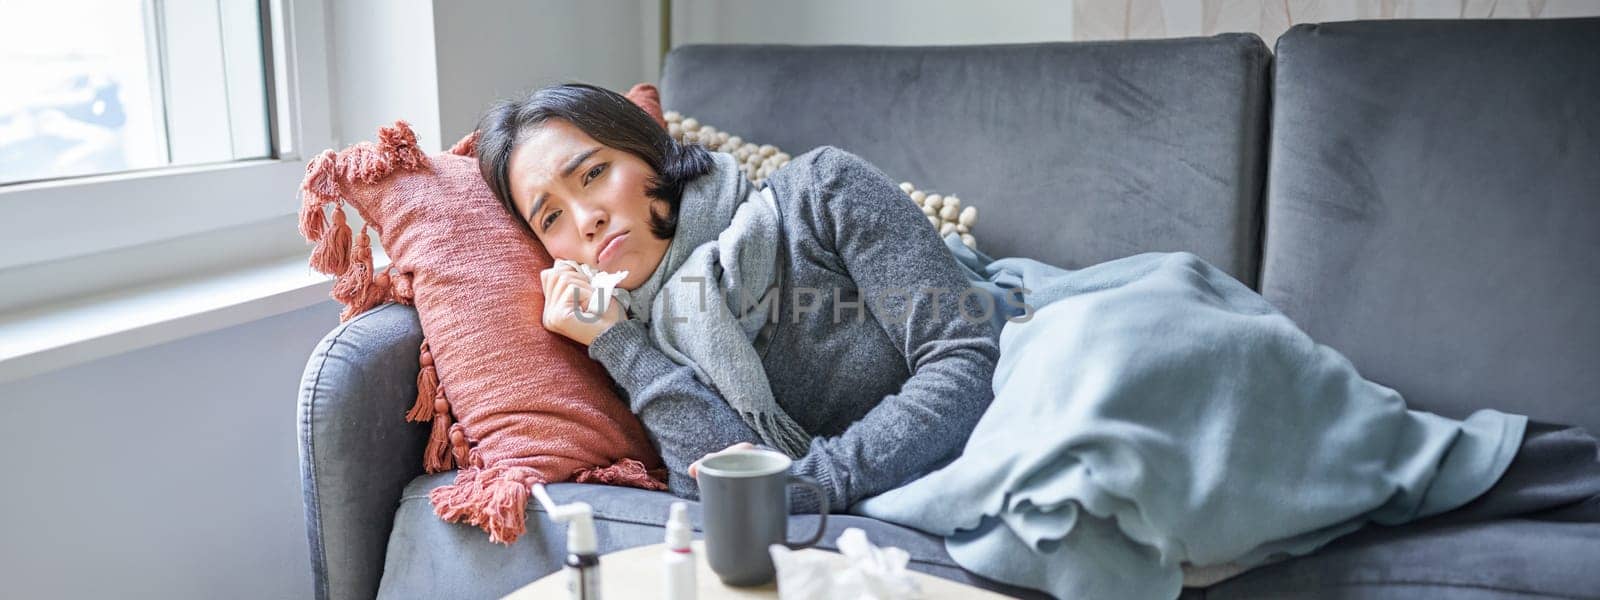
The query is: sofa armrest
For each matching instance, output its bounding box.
[297,302,428,600]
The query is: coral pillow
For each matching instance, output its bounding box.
[297,121,666,545]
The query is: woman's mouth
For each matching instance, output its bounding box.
[597,231,629,266]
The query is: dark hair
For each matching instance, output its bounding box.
[476,82,714,239]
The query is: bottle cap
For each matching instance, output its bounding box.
[665,501,692,550]
[532,484,597,554]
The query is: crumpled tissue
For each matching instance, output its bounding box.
[552,259,631,317]
[769,527,922,600]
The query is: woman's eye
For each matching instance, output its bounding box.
[542,209,560,230]
[584,163,606,184]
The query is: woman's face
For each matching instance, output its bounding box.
[507,118,671,291]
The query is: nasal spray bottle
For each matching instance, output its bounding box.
[532,483,601,600]
[662,501,697,600]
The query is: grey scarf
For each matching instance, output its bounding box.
[625,152,814,458]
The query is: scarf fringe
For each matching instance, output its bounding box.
[749,411,812,459]
[636,153,817,456]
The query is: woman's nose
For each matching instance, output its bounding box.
[576,205,608,238]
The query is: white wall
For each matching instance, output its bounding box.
[330,0,664,154]
[0,302,338,599]
[431,0,661,147]
[423,0,1077,147]
[327,0,442,151]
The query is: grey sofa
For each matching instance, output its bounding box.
[298,18,1600,600]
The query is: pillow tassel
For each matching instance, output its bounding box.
[378,120,429,173]
[422,391,455,473]
[448,423,474,468]
[480,467,543,545]
[428,467,481,524]
[575,457,669,491]
[336,120,430,185]
[338,142,391,184]
[309,204,353,275]
[389,270,415,305]
[298,149,338,241]
[369,268,395,312]
[299,149,353,276]
[429,465,546,545]
[407,339,438,422]
[448,130,480,157]
[331,225,390,321]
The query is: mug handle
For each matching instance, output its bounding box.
[783,475,829,550]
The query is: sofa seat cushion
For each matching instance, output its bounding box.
[377,474,1054,599]
[1206,517,1600,599]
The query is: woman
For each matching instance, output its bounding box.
[476,83,1000,513]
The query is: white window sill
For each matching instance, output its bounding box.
[0,248,389,384]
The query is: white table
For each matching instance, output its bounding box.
[502,540,1014,599]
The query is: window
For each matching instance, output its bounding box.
[0,0,333,310]
[0,0,273,186]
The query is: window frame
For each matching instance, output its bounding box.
[0,0,332,276]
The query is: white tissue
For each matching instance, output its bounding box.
[770,527,922,600]
[552,259,631,317]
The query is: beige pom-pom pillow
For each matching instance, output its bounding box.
[663,110,980,250]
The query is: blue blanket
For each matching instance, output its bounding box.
[851,240,1526,599]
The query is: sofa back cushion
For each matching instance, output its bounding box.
[661,36,1272,286]
[1261,18,1600,433]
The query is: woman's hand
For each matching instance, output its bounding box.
[688,442,757,479]
[540,262,626,346]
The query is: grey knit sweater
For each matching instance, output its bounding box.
[587,146,1000,514]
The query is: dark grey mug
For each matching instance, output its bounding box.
[695,448,829,587]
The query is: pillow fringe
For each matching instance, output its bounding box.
[422,391,455,473]
[377,120,428,173]
[339,121,431,185]
[330,225,388,322]
[309,204,353,275]
[300,120,433,322]
[448,423,473,468]
[429,465,546,545]
[448,129,480,157]
[407,339,439,422]
[429,458,667,546]
[407,337,461,473]
[299,149,350,275]
[390,270,415,304]
[574,457,669,491]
